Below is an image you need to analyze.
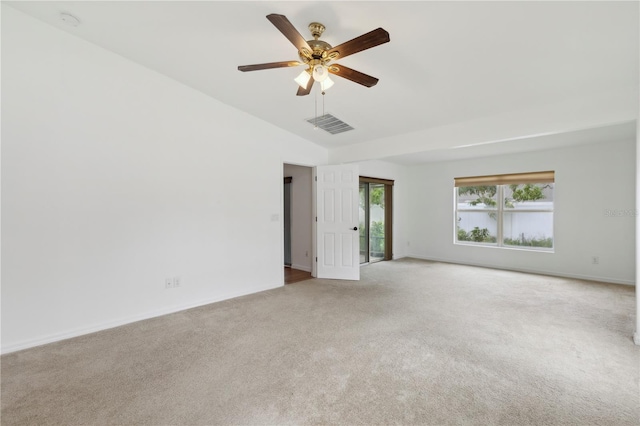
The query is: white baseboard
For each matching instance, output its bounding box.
[406,254,635,286]
[1,282,282,355]
[291,264,312,272]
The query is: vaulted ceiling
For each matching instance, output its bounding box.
[7,1,639,163]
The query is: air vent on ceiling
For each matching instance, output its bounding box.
[306,114,354,135]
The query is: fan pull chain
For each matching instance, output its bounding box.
[314,88,318,129]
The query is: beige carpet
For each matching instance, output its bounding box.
[2,258,638,425]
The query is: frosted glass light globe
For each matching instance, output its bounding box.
[312,64,329,82]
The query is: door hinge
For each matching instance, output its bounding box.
[315,257,318,262]
[315,176,317,181]
[315,216,317,222]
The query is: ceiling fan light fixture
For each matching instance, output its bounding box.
[294,70,311,88]
[312,64,329,82]
[320,76,334,91]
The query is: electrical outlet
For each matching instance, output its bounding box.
[165,278,173,289]
[173,276,181,288]
[592,256,599,265]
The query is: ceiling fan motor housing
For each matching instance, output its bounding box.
[299,23,332,63]
[308,39,331,58]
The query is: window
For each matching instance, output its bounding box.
[455,171,554,250]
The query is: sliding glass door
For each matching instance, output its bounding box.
[359,178,393,264]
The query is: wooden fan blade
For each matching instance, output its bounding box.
[328,64,379,87]
[267,14,312,54]
[296,76,315,96]
[326,28,390,60]
[238,61,302,72]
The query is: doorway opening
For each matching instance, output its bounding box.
[284,176,292,267]
[283,164,313,284]
[359,176,394,264]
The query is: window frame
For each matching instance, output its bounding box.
[454,176,554,252]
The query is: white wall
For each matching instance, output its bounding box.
[283,164,312,272]
[406,138,636,285]
[1,7,328,353]
[354,160,409,260]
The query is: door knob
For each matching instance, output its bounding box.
[352,227,358,231]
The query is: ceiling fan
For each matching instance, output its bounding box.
[238,14,390,96]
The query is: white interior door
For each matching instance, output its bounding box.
[313,164,360,280]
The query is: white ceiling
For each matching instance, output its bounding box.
[6,1,639,162]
